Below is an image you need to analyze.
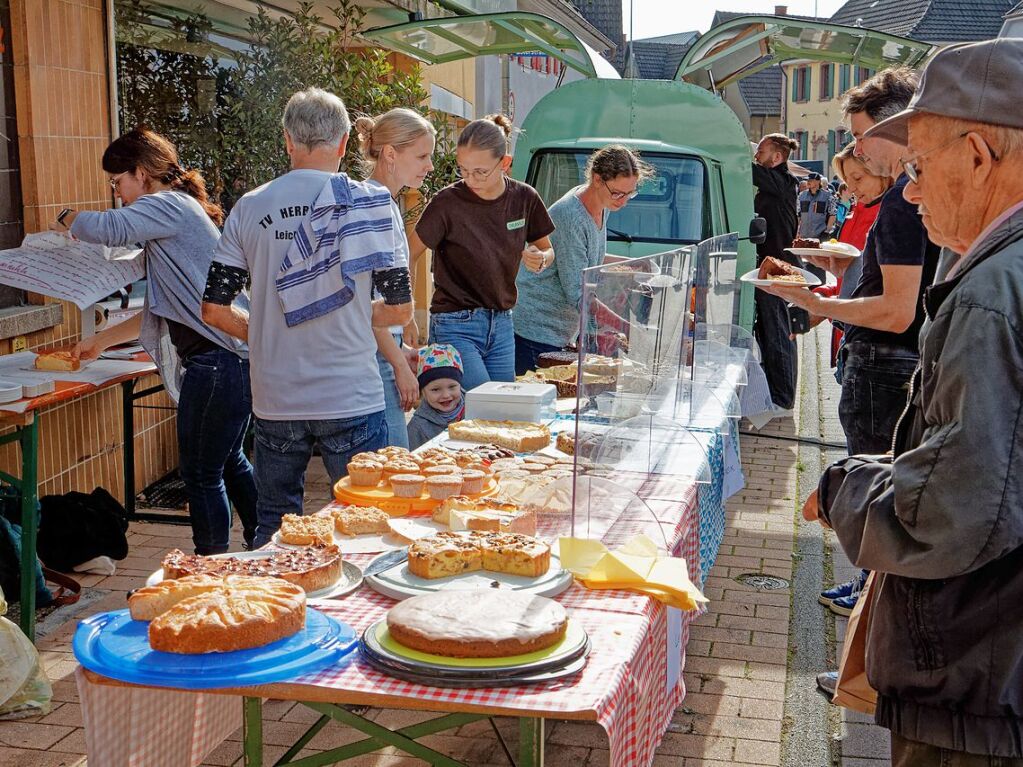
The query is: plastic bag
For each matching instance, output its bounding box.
[0,586,52,720]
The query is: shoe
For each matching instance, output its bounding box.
[818,569,868,607]
[829,592,861,616]
[767,404,794,419]
[816,671,838,698]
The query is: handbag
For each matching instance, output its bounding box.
[832,571,878,714]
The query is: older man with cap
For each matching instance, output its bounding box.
[803,38,1023,765]
[796,172,837,243]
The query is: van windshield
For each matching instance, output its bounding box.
[527,150,707,244]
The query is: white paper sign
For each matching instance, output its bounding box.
[666,605,683,692]
[0,232,144,309]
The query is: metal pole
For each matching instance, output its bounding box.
[18,417,38,641]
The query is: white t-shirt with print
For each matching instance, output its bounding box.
[214,169,407,421]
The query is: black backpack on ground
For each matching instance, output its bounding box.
[35,488,129,572]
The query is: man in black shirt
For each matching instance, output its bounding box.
[751,133,800,410]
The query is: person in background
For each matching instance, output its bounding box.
[834,182,853,235]
[765,67,940,696]
[354,107,437,449]
[406,344,465,450]
[201,88,413,547]
[409,114,556,392]
[806,37,1023,764]
[52,128,256,555]
[797,172,838,242]
[513,144,653,374]
[751,133,801,412]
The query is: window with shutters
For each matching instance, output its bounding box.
[819,63,834,101]
[792,65,811,103]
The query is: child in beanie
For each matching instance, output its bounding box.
[407,344,466,449]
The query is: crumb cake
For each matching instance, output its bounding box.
[161,546,342,594]
[131,574,306,654]
[279,513,335,546]
[331,505,390,535]
[757,256,806,283]
[407,531,550,580]
[386,590,567,658]
[448,420,551,452]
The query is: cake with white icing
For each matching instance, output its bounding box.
[386,590,567,658]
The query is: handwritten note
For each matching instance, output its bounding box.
[0,233,144,309]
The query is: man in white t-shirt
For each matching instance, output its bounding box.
[202,88,413,546]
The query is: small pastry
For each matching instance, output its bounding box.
[347,461,383,487]
[423,465,462,477]
[390,474,426,498]
[426,475,465,500]
[459,469,486,495]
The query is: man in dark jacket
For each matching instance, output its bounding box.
[804,38,1023,764]
[751,134,800,410]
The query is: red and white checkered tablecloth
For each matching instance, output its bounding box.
[76,483,700,767]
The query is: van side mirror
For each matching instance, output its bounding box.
[749,217,767,245]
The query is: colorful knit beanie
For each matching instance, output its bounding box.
[417,344,464,387]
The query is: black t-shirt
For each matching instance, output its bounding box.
[167,319,218,361]
[843,174,940,350]
[415,178,556,313]
[752,162,799,266]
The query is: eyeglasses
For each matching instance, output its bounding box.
[108,172,128,191]
[902,131,1000,184]
[602,177,640,201]
[455,158,503,182]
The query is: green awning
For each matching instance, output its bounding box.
[676,15,933,90]
[364,11,620,79]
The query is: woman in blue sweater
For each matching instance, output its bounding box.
[51,129,256,555]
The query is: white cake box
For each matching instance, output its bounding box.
[465,381,556,423]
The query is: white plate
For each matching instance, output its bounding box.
[786,245,861,259]
[271,517,446,555]
[364,551,574,601]
[146,551,364,599]
[739,267,822,288]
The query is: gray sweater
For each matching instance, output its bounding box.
[71,191,248,400]
[407,391,465,450]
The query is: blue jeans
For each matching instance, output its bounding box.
[838,342,918,455]
[514,334,562,376]
[176,349,258,555]
[252,410,387,547]
[377,331,409,449]
[429,309,515,392]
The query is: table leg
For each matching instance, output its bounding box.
[121,381,135,518]
[18,417,38,642]
[243,697,263,767]
[519,717,544,767]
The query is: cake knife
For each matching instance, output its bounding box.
[363,547,408,577]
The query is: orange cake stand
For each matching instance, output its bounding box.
[333,477,499,516]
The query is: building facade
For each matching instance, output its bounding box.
[783,0,1015,174]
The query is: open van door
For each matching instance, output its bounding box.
[676,15,933,91]
[364,11,620,80]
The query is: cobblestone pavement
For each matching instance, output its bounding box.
[0,328,893,766]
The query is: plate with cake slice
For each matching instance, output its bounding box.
[740,258,821,288]
[364,531,574,600]
[146,547,363,600]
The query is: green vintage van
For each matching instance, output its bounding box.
[367,13,932,327]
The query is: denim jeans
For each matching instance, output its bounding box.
[891,733,1023,767]
[176,349,258,555]
[513,334,563,376]
[753,288,798,409]
[252,410,387,546]
[429,309,515,392]
[377,331,409,449]
[838,342,918,455]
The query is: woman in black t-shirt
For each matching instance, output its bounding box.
[410,115,555,391]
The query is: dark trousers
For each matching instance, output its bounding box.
[753,289,797,409]
[892,733,1023,766]
[838,342,917,455]
[514,334,563,376]
[177,349,258,555]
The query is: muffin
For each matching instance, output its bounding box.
[390,474,426,498]
[420,456,458,469]
[423,465,461,477]
[426,475,465,500]
[352,452,385,465]
[383,460,420,478]
[348,461,383,487]
[378,446,411,458]
[459,469,486,495]
[466,461,493,476]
